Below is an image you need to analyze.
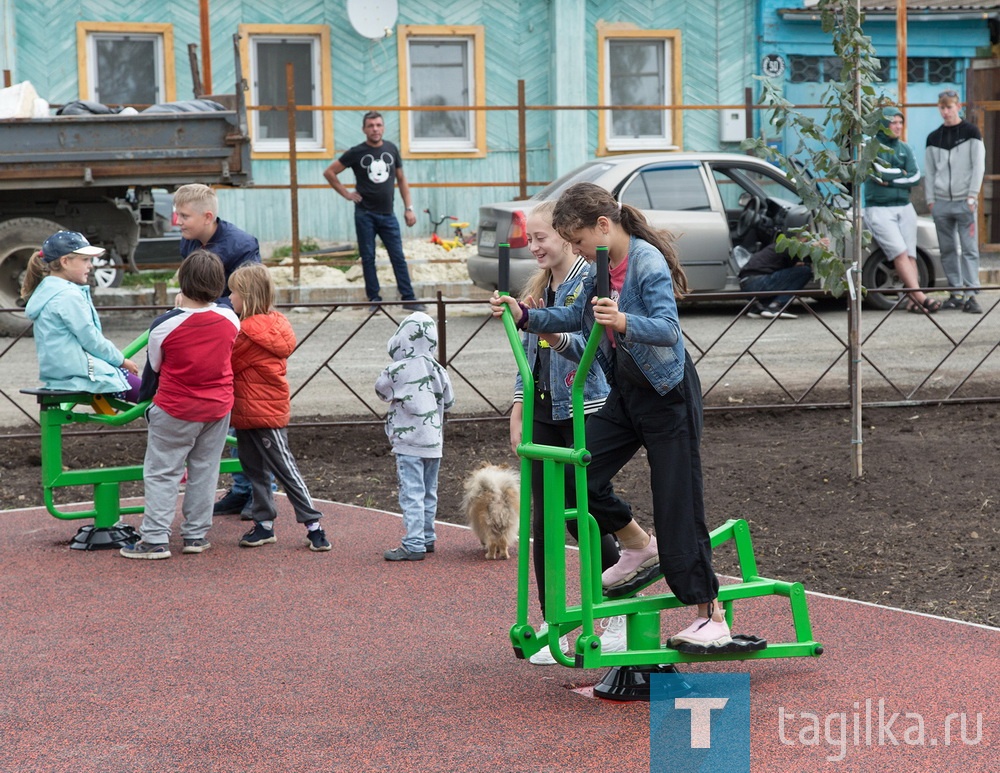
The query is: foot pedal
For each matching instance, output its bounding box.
[669,633,768,656]
[604,563,662,599]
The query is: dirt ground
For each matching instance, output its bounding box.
[1,403,995,628]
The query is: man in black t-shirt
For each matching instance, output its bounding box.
[323,111,424,310]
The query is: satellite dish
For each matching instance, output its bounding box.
[347,0,398,39]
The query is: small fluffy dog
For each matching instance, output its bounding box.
[462,463,520,559]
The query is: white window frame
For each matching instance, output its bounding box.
[398,26,486,159]
[598,30,682,155]
[239,24,333,159]
[76,22,175,105]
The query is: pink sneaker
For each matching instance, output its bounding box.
[601,534,659,589]
[668,617,733,649]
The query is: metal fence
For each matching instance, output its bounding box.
[3,285,1000,439]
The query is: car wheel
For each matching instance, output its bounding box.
[861,248,930,310]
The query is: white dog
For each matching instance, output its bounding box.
[462,463,520,559]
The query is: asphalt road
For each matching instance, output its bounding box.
[3,293,999,429]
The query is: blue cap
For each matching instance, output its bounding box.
[41,231,105,262]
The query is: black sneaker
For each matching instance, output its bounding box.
[761,301,798,320]
[963,297,983,314]
[402,302,427,312]
[306,528,331,552]
[384,546,424,561]
[425,541,435,553]
[213,489,250,515]
[747,301,767,319]
[239,523,276,547]
[941,295,964,310]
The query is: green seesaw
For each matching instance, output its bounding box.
[20,329,242,550]
[496,244,822,701]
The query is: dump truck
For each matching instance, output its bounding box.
[0,42,252,335]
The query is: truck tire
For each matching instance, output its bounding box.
[861,247,930,311]
[0,217,64,336]
[92,251,124,289]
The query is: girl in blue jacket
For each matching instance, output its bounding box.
[22,231,140,398]
[491,183,735,653]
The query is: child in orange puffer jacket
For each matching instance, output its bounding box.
[227,264,331,552]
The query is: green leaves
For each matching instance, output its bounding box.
[742,0,889,298]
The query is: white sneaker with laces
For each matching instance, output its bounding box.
[599,615,628,653]
[529,623,569,666]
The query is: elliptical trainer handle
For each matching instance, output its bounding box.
[498,243,511,295]
[596,246,610,299]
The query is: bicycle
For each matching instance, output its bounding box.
[425,209,473,251]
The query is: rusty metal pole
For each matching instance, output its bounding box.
[199,0,213,95]
[850,0,864,478]
[518,80,528,200]
[897,0,907,138]
[285,63,301,291]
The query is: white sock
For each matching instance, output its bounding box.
[306,521,320,532]
[260,520,274,530]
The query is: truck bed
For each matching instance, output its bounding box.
[0,110,252,190]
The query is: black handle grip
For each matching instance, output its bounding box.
[498,243,511,295]
[596,246,610,299]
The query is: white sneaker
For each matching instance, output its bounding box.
[529,623,569,665]
[600,615,628,653]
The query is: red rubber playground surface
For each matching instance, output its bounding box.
[1,496,996,772]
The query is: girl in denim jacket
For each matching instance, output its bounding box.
[508,201,626,664]
[492,183,735,652]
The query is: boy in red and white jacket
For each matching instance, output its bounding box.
[120,250,240,559]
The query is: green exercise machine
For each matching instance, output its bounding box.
[21,330,242,550]
[496,245,823,701]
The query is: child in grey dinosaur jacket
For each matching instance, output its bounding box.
[375,311,455,561]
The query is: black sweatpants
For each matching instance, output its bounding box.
[583,353,719,606]
[235,427,323,525]
[529,397,620,615]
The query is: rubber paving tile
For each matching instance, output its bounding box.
[0,497,996,772]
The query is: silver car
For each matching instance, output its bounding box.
[469,152,943,310]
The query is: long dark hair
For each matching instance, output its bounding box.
[551,182,688,297]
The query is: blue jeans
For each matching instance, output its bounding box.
[740,265,812,308]
[354,209,416,303]
[396,454,440,553]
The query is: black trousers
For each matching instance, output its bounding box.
[584,353,719,606]
[529,399,620,616]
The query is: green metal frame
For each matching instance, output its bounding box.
[497,269,823,669]
[26,330,241,531]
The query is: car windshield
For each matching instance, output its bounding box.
[532,162,615,201]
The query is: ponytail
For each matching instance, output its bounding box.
[618,205,688,297]
[19,251,50,303]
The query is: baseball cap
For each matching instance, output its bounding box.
[40,231,105,262]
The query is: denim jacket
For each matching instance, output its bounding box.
[526,236,686,396]
[513,257,609,420]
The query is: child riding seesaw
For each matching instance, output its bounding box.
[22,231,141,405]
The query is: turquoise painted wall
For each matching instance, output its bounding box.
[8,0,758,246]
[757,0,996,166]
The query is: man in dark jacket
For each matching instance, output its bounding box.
[925,90,986,313]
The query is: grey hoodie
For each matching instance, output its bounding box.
[374,312,455,458]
